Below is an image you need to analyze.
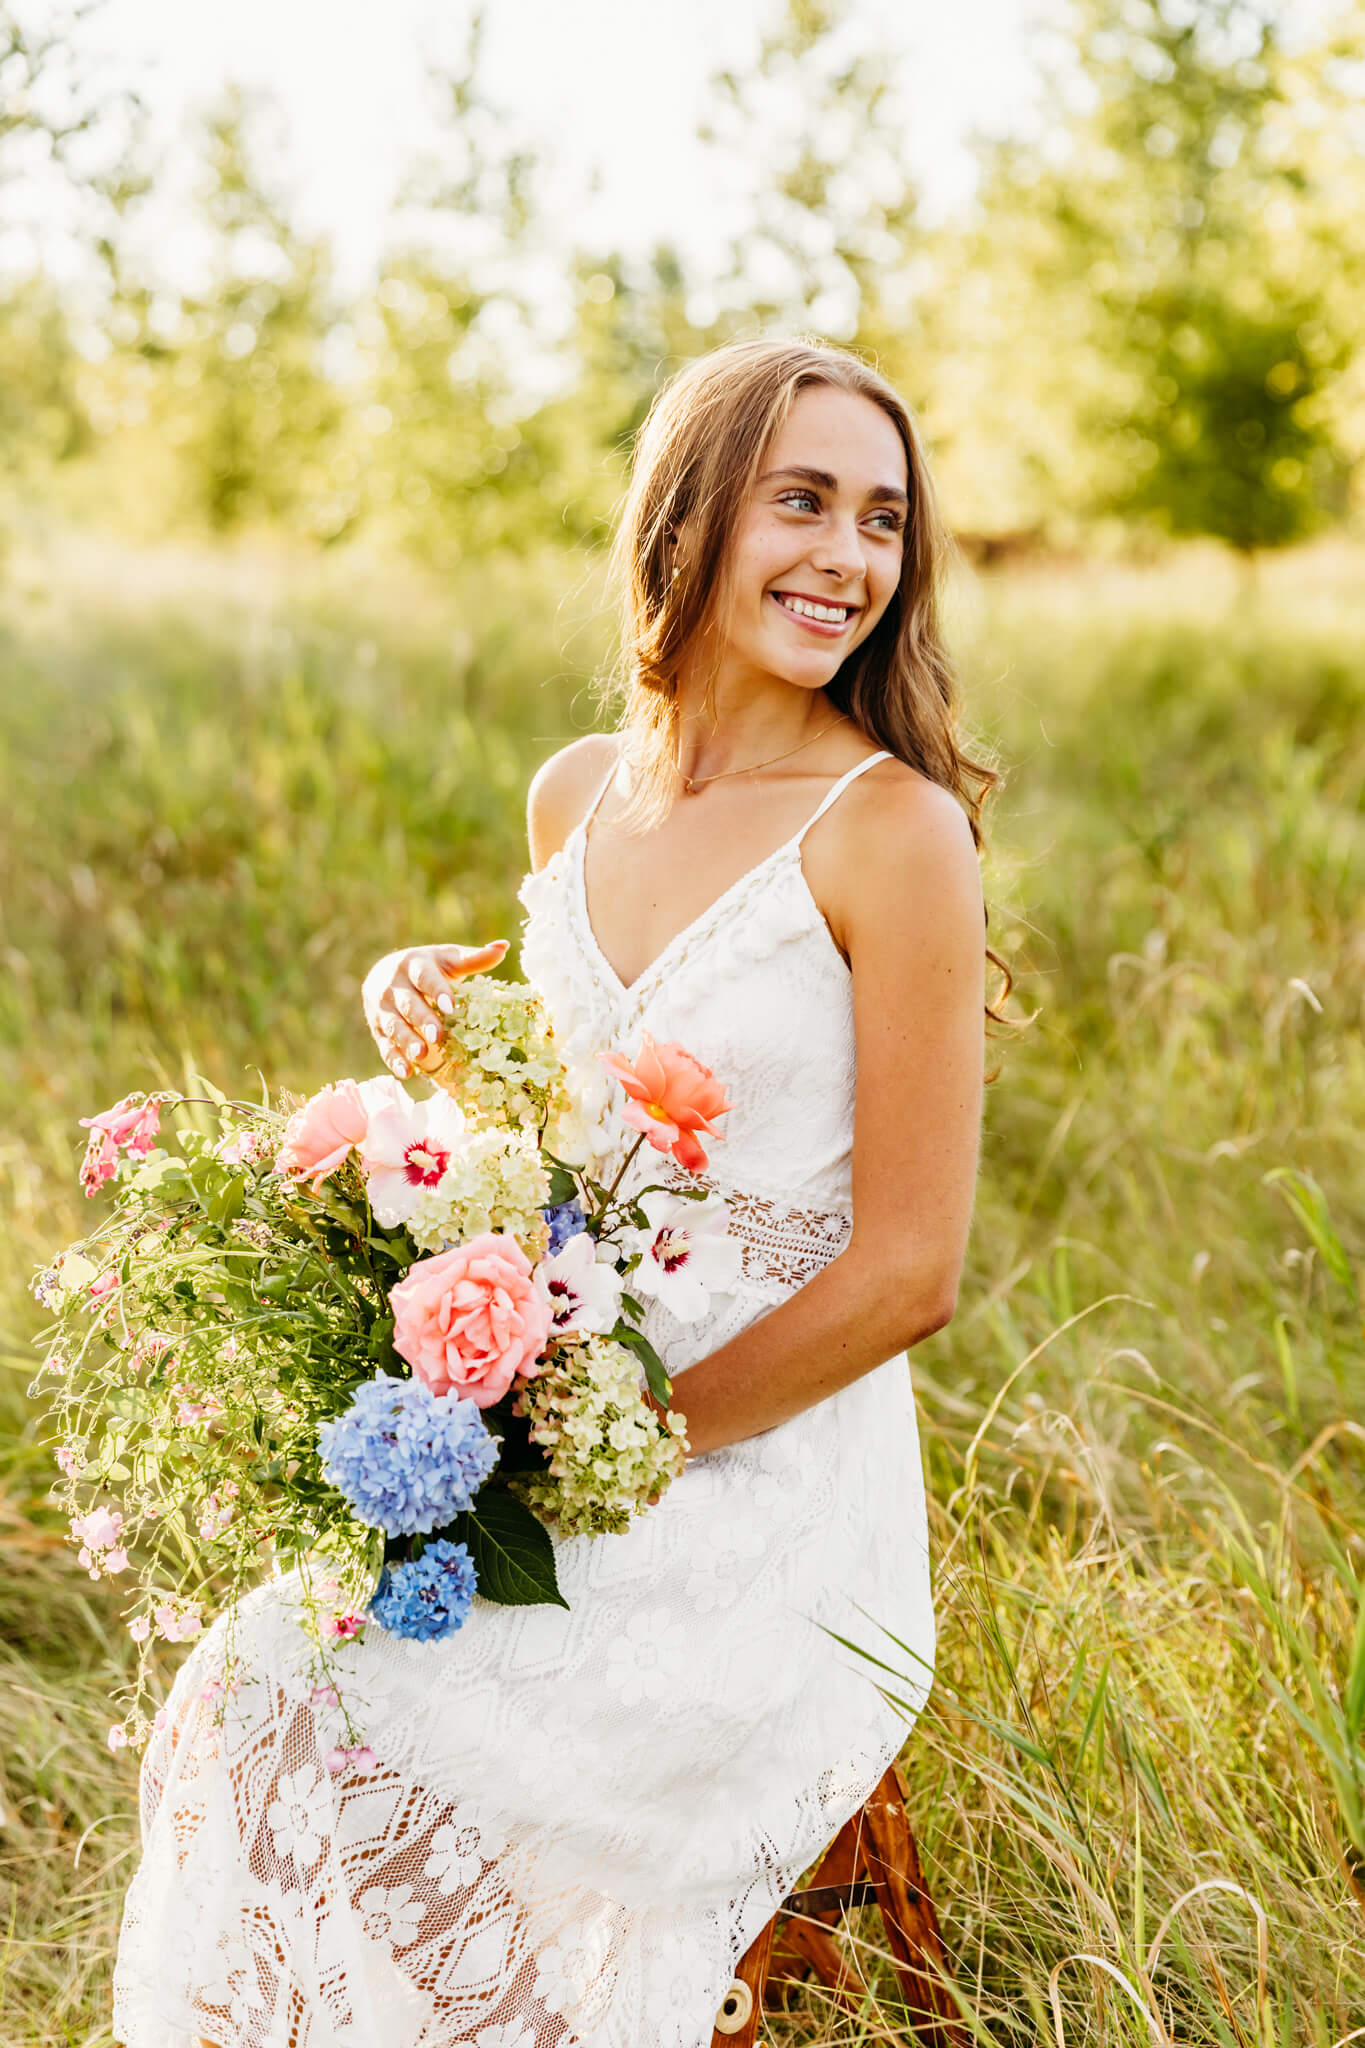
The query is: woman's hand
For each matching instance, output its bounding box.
[362,942,509,1078]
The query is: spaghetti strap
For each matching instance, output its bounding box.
[795,750,892,843]
[578,746,622,838]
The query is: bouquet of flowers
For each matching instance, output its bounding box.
[31,975,741,1753]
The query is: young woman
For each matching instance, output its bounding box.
[113,337,999,2048]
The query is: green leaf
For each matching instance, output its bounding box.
[366,1234,416,1270]
[443,1489,566,1608]
[208,1172,248,1226]
[546,1164,579,1206]
[619,1291,644,1321]
[1264,1168,1358,1300]
[367,1316,398,1364]
[609,1321,672,1406]
[1345,1579,1365,1741]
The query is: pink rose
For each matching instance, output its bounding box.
[274,1081,371,1192]
[390,1233,553,1408]
[274,1076,407,1194]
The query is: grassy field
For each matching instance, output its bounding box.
[1,528,1362,2045]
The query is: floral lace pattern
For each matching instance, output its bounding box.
[112,753,936,2048]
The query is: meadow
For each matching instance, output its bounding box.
[0,528,1362,2045]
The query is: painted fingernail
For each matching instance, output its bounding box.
[437,993,454,1014]
[394,1059,409,1078]
[420,1021,437,1044]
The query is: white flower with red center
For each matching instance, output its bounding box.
[532,1232,624,1338]
[623,1191,742,1324]
[359,1088,470,1227]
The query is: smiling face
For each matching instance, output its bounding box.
[685,382,910,700]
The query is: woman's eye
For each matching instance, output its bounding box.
[779,491,819,513]
[869,512,904,533]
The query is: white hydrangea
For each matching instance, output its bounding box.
[512,1335,688,1537]
[430,978,571,1135]
[405,1128,550,1258]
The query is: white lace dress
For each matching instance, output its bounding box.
[111,751,936,2048]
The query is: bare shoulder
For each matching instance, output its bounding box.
[808,755,983,960]
[526,733,620,871]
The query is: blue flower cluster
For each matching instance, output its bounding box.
[542,1197,587,1254]
[318,1373,498,1536]
[370,1538,477,1641]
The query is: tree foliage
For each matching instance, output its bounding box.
[0,0,1360,555]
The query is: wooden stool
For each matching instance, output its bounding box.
[710,1764,967,2046]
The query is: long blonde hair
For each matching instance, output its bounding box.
[603,336,1014,1030]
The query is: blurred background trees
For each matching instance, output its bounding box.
[0,0,1360,562]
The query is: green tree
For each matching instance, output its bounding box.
[140,89,349,536]
[698,0,920,357]
[957,0,1362,546]
[367,12,565,562]
[0,0,142,486]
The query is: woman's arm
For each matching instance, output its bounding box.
[666,772,986,1457]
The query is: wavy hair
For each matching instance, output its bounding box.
[603,335,1014,1032]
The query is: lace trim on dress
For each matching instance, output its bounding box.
[650,1164,853,1293]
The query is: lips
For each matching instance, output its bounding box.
[770,590,860,632]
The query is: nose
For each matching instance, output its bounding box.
[808,511,866,586]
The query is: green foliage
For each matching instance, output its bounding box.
[1,537,1363,2037]
[2,0,1362,553]
[1118,287,1347,548]
[134,90,350,537]
[939,0,1363,541]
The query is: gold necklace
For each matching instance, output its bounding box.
[676,714,848,795]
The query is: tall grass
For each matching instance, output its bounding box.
[1,531,1361,2044]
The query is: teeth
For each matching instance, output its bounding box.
[777,593,851,624]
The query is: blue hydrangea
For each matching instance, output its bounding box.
[370,1538,477,1642]
[318,1372,498,1536]
[542,1197,587,1255]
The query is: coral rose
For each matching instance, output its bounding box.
[599,1032,733,1174]
[390,1233,552,1408]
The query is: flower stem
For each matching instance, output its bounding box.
[588,1133,648,1233]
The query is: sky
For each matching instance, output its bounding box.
[63,0,1045,296]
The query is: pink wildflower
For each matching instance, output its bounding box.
[310,1682,341,1708]
[325,1743,377,1774]
[326,1612,367,1642]
[154,1601,203,1643]
[78,1094,161,1196]
[88,1271,119,1305]
[107,1723,129,1752]
[80,1127,119,1196]
[72,1505,124,1551]
[128,1615,151,1642]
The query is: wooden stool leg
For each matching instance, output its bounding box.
[710,1914,776,2048]
[862,1766,968,2047]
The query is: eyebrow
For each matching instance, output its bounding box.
[758,464,909,509]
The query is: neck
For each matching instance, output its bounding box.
[673,674,837,786]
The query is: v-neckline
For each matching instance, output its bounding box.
[569,821,803,1003]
